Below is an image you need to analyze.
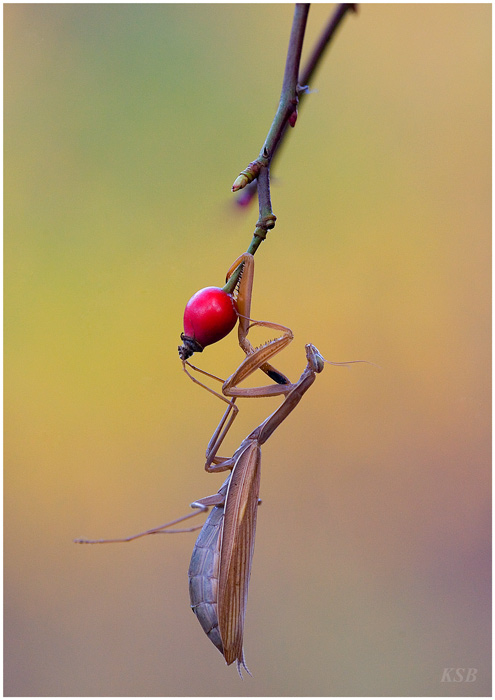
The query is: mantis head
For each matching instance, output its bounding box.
[305,344,325,373]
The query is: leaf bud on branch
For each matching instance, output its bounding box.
[231,160,265,192]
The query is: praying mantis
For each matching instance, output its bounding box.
[77,254,333,676]
[178,253,329,673]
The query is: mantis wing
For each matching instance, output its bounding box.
[218,441,261,675]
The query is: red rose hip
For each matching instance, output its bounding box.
[178,286,238,360]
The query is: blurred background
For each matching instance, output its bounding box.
[4,4,491,696]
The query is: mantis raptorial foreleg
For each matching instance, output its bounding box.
[225,253,292,385]
[181,253,293,398]
[181,252,302,466]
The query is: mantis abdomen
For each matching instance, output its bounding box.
[188,502,224,656]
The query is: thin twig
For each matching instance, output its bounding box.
[225,3,356,294]
[300,3,357,88]
[230,3,357,238]
[261,3,310,163]
[225,4,310,290]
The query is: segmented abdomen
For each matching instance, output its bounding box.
[188,504,224,655]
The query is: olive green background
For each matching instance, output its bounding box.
[5,4,491,696]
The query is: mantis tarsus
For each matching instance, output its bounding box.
[76,343,326,676]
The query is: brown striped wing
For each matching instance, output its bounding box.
[217,440,261,671]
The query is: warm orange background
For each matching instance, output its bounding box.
[5,4,491,696]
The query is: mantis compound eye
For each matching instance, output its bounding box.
[178,286,238,359]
